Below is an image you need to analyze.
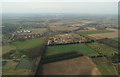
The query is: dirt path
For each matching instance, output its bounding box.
[86,57,101,75]
[92,67,101,75]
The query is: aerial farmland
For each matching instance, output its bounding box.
[2,2,119,76]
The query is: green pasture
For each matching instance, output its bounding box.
[112,37,120,42]
[2,61,31,75]
[92,57,117,75]
[12,37,45,50]
[2,44,16,55]
[16,59,32,70]
[77,30,113,35]
[87,42,118,56]
[46,44,96,56]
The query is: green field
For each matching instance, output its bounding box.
[2,61,31,75]
[3,37,45,75]
[2,37,45,58]
[87,42,118,56]
[3,61,18,71]
[16,59,33,70]
[77,30,113,35]
[2,44,16,55]
[46,44,96,56]
[92,57,117,75]
[112,37,120,42]
[12,37,45,50]
[11,37,46,58]
[114,64,120,74]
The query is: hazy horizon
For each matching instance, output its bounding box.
[2,2,118,15]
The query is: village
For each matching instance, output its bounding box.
[47,33,91,45]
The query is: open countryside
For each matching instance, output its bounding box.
[2,2,119,76]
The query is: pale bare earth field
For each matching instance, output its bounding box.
[88,28,119,39]
[85,27,97,30]
[42,56,101,75]
[50,26,79,32]
[77,28,97,32]
[106,28,118,31]
[77,29,97,32]
[88,32,118,39]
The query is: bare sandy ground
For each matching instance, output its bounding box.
[86,27,97,30]
[87,28,119,39]
[88,32,118,39]
[77,29,97,32]
[106,28,118,32]
[42,56,101,75]
[92,68,101,75]
[50,26,79,31]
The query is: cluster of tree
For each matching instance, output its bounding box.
[2,50,16,59]
[48,40,94,46]
[90,54,107,58]
[110,53,120,63]
[97,38,120,51]
[2,25,18,45]
[2,25,18,35]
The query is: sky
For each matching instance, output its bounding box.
[2,2,118,14]
[1,0,119,2]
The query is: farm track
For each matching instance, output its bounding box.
[87,57,101,75]
[92,67,101,75]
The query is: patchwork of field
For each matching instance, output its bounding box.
[43,42,118,75]
[77,30,113,35]
[3,37,45,59]
[88,32,118,39]
[50,26,79,32]
[92,57,117,75]
[46,44,97,56]
[2,60,32,75]
[2,25,119,75]
[87,42,118,56]
[87,28,118,39]
[42,56,100,75]
[15,59,33,70]
[2,37,46,75]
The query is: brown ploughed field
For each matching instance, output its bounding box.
[42,56,101,75]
